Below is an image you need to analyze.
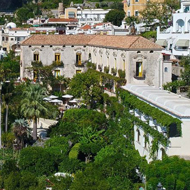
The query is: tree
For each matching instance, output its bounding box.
[21,84,48,140]
[19,146,56,176]
[104,10,125,26]
[69,71,103,109]
[165,0,180,12]
[146,156,190,190]
[70,165,110,190]
[140,1,171,30]
[12,119,30,150]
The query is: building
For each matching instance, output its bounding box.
[122,84,190,162]
[20,34,170,88]
[156,0,190,59]
[0,23,56,53]
[123,0,164,17]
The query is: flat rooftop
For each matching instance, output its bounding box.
[122,84,190,118]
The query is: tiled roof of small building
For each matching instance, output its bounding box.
[80,25,91,30]
[21,35,162,50]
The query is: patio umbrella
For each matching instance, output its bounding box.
[49,99,63,103]
[48,95,58,99]
[43,97,51,101]
[62,94,73,98]
[69,99,77,103]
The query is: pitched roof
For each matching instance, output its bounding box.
[80,24,91,30]
[21,35,163,50]
[48,18,78,23]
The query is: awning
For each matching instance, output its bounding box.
[176,39,189,47]
[156,39,167,46]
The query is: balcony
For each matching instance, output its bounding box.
[75,62,85,67]
[52,61,64,67]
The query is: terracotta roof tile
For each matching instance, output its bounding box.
[21,35,163,50]
[48,18,78,23]
[80,25,91,30]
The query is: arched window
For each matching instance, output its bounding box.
[55,53,60,62]
[33,52,39,62]
[136,129,140,143]
[88,53,91,60]
[76,52,82,65]
[164,67,168,72]
[176,19,184,32]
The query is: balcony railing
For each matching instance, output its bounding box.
[52,61,64,67]
[75,62,85,67]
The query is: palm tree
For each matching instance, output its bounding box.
[13,118,30,150]
[21,84,48,141]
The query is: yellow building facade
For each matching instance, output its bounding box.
[123,0,164,17]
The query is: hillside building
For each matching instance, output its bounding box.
[123,0,164,17]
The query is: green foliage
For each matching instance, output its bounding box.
[111,68,117,76]
[125,16,139,26]
[2,132,14,148]
[21,84,50,140]
[69,143,80,159]
[104,9,125,26]
[163,80,186,92]
[1,159,19,178]
[69,70,104,109]
[70,165,110,190]
[0,53,20,80]
[140,1,171,30]
[146,156,190,190]
[50,176,73,190]
[104,66,109,74]
[4,171,21,190]
[87,62,96,70]
[59,157,85,173]
[52,61,64,67]
[19,171,38,190]
[19,146,56,176]
[118,69,126,78]
[141,31,157,40]
[118,89,182,137]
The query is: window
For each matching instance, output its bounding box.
[136,62,143,77]
[68,12,75,18]
[33,52,39,62]
[54,70,60,78]
[123,59,125,70]
[164,67,168,72]
[55,53,60,62]
[114,58,117,68]
[136,129,140,143]
[10,38,14,41]
[135,0,139,2]
[88,53,91,60]
[135,10,139,17]
[127,11,131,17]
[76,53,82,65]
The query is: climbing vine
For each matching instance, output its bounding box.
[118,89,182,136]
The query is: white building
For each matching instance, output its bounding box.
[157,0,190,58]
[0,23,56,53]
[77,8,110,25]
[122,84,190,162]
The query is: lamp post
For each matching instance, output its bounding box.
[0,82,2,149]
[157,182,163,190]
